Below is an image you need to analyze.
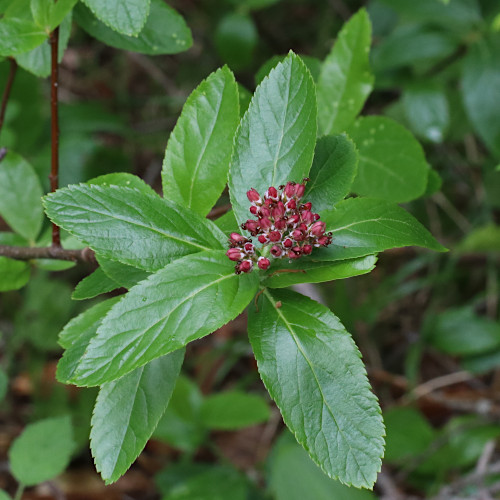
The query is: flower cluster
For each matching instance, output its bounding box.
[226,179,332,274]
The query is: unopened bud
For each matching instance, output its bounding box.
[287,199,297,210]
[247,188,261,203]
[283,238,293,248]
[274,218,286,230]
[288,249,301,259]
[301,210,314,224]
[271,245,283,257]
[266,186,278,200]
[258,257,271,270]
[226,248,243,261]
[295,183,306,198]
[310,221,326,237]
[269,231,281,242]
[302,202,312,211]
[287,214,300,225]
[243,220,260,233]
[258,234,268,244]
[303,244,313,255]
[250,205,258,215]
[260,217,272,230]
[272,202,285,219]
[284,182,295,198]
[292,229,305,241]
[317,236,329,246]
[260,206,271,218]
[239,260,253,273]
[230,233,246,244]
[244,242,255,254]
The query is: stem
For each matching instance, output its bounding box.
[49,26,61,248]
[13,483,24,500]
[0,58,18,143]
[0,245,96,264]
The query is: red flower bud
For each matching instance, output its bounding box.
[258,234,268,244]
[302,202,312,211]
[258,257,271,270]
[243,220,260,234]
[244,242,255,254]
[260,206,271,218]
[226,248,243,261]
[249,205,258,215]
[271,245,283,257]
[239,260,253,273]
[274,218,286,230]
[230,233,246,244]
[292,246,302,255]
[317,236,329,246]
[295,183,305,198]
[247,188,261,203]
[269,231,281,242]
[284,182,295,198]
[266,186,278,200]
[288,249,301,259]
[292,229,305,241]
[298,223,308,232]
[260,217,272,230]
[287,199,297,210]
[287,214,300,225]
[272,201,285,219]
[303,244,313,255]
[310,221,326,237]
[283,238,293,248]
[301,210,314,224]
[313,213,320,221]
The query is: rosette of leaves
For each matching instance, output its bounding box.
[44,19,445,488]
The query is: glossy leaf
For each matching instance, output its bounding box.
[72,267,119,300]
[304,135,358,212]
[317,9,373,135]
[229,52,317,225]
[263,255,377,288]
[462,36,500,158]
[9,416,74,486]
[82,0,150,36]
[313,197,446,261]
[162,66,240,216]
[0,257,30,291]
[0,18,46,57]
[67,251,259,387]
[74,0,192,55]
[91,349,184,484]
[97,255,150,289]
[347,116,429,202]
[0,151,43,242]
[200,391,270,430]
[30,0,77,30]
[87,172,156,196]
[212,210,239,234]
[248,289,384,488]
[43,185,225,272]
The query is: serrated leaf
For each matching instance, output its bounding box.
[57,297,121,383]
[317,9,373,135]
[30,0,77,31]
[200,391,270,430]
[0,18,46,57]
[91,349,184,484]
[87,172,156,195]
[263,255,377,288]
[313,197,446,261]
[74,0,192,55]
[67,250,259,387]
[97,255,150,289]
[72,267,119,300]
[0,257,30,291]
[43,185,225,272]
[8,416,74,486]
[82,0,150,36]
[347,116,429,202]
[304,135,358,211]
[229,52,317,226]
[162,66,240,216]
[0,151,43,242]
[248,289,385,488]
[462,36,500,158]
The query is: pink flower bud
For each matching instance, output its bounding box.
[287,214,300,225]
[230,233,246,244]
[287,199,297,210]
[317,236,329,246]
[258,257,271,270]
[283,238,293,248]
[244,242,255,254]
[239,260,253,273]
[243,220,260,234]
[292,246,302,255]
[272,202,285,219]
[247,188,261,203]
[313,213,320,221]
[258,234,268,244]
[292,229,305,241]
[271,245,283,257]
[250,205,258,215]
[284,182,295,198]
[288,249,301,259]
[274,218,286,230]
[303,244,313,255]
[298,223,308,232]
[310,221,326,237]
[260,217,272,230]
[226,248,243,261]
[295,183,305,198]
[302,202,312,211]
[260,206,271,218]
[302,211,314,224]
[269,231,281,242]
[266,186,278,200]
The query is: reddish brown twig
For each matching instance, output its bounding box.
[0,244,96,264]
[0,58,17,143]
[49,27,61,247]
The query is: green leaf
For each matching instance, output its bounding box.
[0,151,43,242]
[82,0,149,36]
[0,491,11,500]
[8,416,74,486]
[0,18,46,57]
[313,198,446,261]
[66,250,259,387]
[229,52,317,226]
[347,116,429,202]
[215,13,257,72]
[97,255,150,289]
[317,9,373,135]
[87,172,156,196]
[0,257,30,291]
[256,54,322,87]
[30,0,77,31]
[74,0,192,55]
[269,433,376,500]
[162,67,240,216]
[248,289,384,488]
[402,85,449,143]
[462,36,500,158]
[16,11,72,77]
[426,307,500,356]
[263,255,377,288]
[72,267,119,300]
[154,375,206,452]
[57,297,121,382]
[457,224,500,254]
[91,349,184,484]
[43,185,225,272]
[200,391,270,430]
[212,210,239,235]
[304,135,358,212]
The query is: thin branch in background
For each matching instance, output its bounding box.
[432,191,472,234]
[0,244,96,265]
[49,26,61,248]
[0,57,18,143]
